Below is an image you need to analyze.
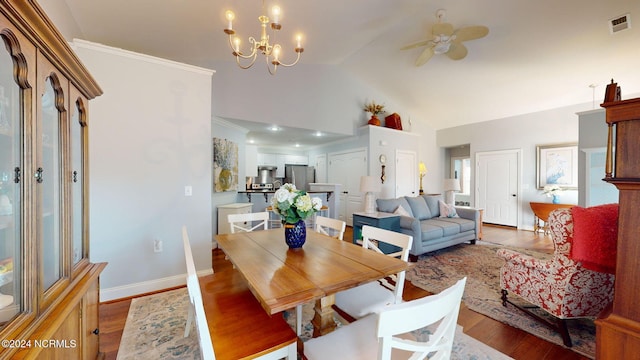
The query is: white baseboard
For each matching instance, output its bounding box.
[100,269,213,302]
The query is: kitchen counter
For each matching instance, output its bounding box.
[238,190,333,202]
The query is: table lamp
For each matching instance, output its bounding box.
[360,176,381,214]
[443,178,461,206]
[419,162,427,195]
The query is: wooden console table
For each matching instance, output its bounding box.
[529,202,574,235]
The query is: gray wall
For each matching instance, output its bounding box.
[437,103,586,230]
[73,41,214,300]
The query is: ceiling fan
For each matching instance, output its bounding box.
[402,9,489,66]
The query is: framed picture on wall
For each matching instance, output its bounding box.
[536,143,578,189]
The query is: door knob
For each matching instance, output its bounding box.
[512,194,516,197]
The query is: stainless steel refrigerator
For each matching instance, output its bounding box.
[284,165,315,191]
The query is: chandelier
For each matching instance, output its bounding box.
[223,1,304,75]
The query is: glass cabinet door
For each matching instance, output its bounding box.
[71,103,85,265]
[0,39,22,327]
[41,77,62,290]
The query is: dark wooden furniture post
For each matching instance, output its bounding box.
[596,95,640,358]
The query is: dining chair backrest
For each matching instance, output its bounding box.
[314,216,346,240]
[182,226,216,360]
[304,277,466,360]
[377,277,466,360]
[228,212,269,233]
[361,225,413,304]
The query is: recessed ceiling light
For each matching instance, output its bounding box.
[248,138,255,144]
[314,131,322,137]
[269,125,280,131]
[295,143,301,147]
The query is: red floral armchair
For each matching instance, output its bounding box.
[497,207,615,347]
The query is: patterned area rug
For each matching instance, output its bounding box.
[117,286,513,359]
[407,242,596,359]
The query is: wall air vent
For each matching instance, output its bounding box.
[609,13,631,34]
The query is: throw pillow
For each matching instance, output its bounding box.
[439,200,459,218]
[405,196,432,220]
[394,205,411,217]
[571,203,618,274]
[376,197,414,217]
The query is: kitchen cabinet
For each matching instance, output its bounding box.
[258,153,308,178]
[0,1,105,358]
[257,153,277,167]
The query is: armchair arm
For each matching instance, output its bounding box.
[497,249,551,272]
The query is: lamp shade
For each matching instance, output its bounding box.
[419,162,427,175]
[443,178,461,192]
[360,176,381,193]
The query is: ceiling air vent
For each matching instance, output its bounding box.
[609,13,631,34]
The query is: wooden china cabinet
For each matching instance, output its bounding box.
[596,94,640,358]
[0,1,105,359]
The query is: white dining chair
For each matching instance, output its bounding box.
[314,216,346,240]
[334,225,413,319]
[182,226,297,360]
[304,277,467,360]
[182,226,217,359]
[228,212,269,233]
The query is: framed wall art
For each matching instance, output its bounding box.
[536,143,578,189]
[213,138,238,192]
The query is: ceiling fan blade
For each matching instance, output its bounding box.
[415,47,435,66]
[446,42,468,60]
[401,40,431,50]
[454,26,489,42]
[432,22,454,36]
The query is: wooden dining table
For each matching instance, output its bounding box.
[215,228,408,336]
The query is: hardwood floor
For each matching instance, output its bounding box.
[98,225,587,360]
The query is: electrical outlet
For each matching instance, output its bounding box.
[153,239,163,253]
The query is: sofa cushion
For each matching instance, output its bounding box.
[422,195,441,218]
[405,196,432,220]
[437,217,476,233]
[376,197,414,217]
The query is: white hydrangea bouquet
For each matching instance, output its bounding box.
[271,183,322,224]
[542,184,563,197]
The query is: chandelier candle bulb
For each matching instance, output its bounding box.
[225,10,234,30]
[272,6,280,24]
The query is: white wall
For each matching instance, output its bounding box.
[71,40,215,301]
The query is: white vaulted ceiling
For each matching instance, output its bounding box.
[49,0,640,136]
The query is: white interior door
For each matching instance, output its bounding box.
[396,150,417,197]
[314,153,328,183]
[476,150,520,227]
[328,148,366,226]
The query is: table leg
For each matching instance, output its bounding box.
[311,294,337,337]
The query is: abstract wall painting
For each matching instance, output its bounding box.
[213,138,238,192]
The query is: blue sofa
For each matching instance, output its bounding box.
[376,194,480,260]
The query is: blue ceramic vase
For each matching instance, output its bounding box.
[552,194,560,204]
[284,220,306,249]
